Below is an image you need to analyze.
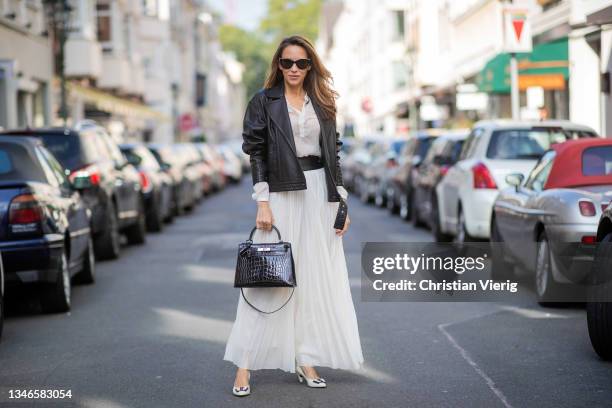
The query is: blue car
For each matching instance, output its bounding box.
[0,136,94,313]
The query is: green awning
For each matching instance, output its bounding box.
[476,37,569,93]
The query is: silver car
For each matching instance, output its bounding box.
[491,138,612,304]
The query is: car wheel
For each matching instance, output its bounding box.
[386,188,398,214]
[0,290,3,342]
[360,181,370,203]
[94,202,121,260]
[40,250,71,313]
[432,196,453,242]
[535,230,561,306]
[489,218,514,280]
[147,195,164,233]
[411,193,425,228]
[75,236,96,284]
[454,207,472,244]
[126,198,147,245]
[399,192,411,220]
[587,233,612,360]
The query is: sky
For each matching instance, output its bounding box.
[207,0,268,31]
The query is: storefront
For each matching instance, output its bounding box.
[476,37,570,120]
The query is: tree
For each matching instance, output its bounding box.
[219,0,322,99]
[219,25,269,99]
[260,0,321,45]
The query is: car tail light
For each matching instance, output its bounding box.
[581,235,596,244]
[9,194,43,229]
[440,165,450,177]
[139,171,152,193]
[472,162,497,189]
[579,201,596,217]
[69,164,101,186]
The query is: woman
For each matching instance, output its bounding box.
[223,35,365,397]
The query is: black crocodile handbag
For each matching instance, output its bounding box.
[234,225,296,314]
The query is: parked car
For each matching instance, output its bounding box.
[342,138,373,193]
[0,136,95,313]
[491,138,611,303]
[1,125,147,260]
[411,130,469,235]
[587,203,612,360]
[120,143,174,231]
[218,144,243,183]
[196,143,227,192]
[174,143,204,207]
[358,139,405,204]
[372,139,408,207]
[388,130,442,219]
[148,143,193,215]
[436,120,598,242]
[0,251,4,340]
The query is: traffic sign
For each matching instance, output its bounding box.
[502,6,532,53]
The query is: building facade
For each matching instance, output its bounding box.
[0,0,53,129]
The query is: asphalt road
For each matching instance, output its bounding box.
[1,177,611,408]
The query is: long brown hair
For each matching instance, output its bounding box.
[264,35,338,120]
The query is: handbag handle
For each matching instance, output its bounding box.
[241,287,294,314]
[247,224,282,242]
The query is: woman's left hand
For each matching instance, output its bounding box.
[335,214,350,237]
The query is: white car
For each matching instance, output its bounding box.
[435,120,598,242]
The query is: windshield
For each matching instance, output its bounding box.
[487,128,595,160]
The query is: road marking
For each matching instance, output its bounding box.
[499,305,571,319]
[439,322,514,408]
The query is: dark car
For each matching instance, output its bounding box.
[1,251,4,339]
[388,130,442,220]
[587,203,612,360]
[120,143,174,231]
[0,136,95,313]
[1,124,146,260]
[411,130,469,236]
[148,143,193,215]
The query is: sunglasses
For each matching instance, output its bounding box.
[279,58,312,70]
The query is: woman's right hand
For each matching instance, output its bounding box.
[256,202,274,231]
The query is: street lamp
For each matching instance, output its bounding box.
[43,0,73,125]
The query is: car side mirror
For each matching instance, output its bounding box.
[505,173,525,191]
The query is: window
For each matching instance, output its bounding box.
[96,2,111,44]
[0,143,46,182]
[487,128,596,160]
[392,10,405,41]
[38,146,71,189]
[525,151,556,192]
[392,61,408,89]
[583,146,612,176]
[34,147,59,187]
[143,0,158,17]
[460,128,484,160]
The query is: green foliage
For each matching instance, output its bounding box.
[260,0,321,45]
[218,0,322,99]
[219,25,270,98]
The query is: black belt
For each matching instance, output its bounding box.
[298,155,323,171]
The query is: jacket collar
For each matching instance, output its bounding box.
[264,82,296,155]
[263,81,333,159]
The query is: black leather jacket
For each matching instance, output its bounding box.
[241,82,344,202]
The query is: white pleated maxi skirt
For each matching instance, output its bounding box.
[223,167,365,373]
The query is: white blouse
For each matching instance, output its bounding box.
[251,92,348,202]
